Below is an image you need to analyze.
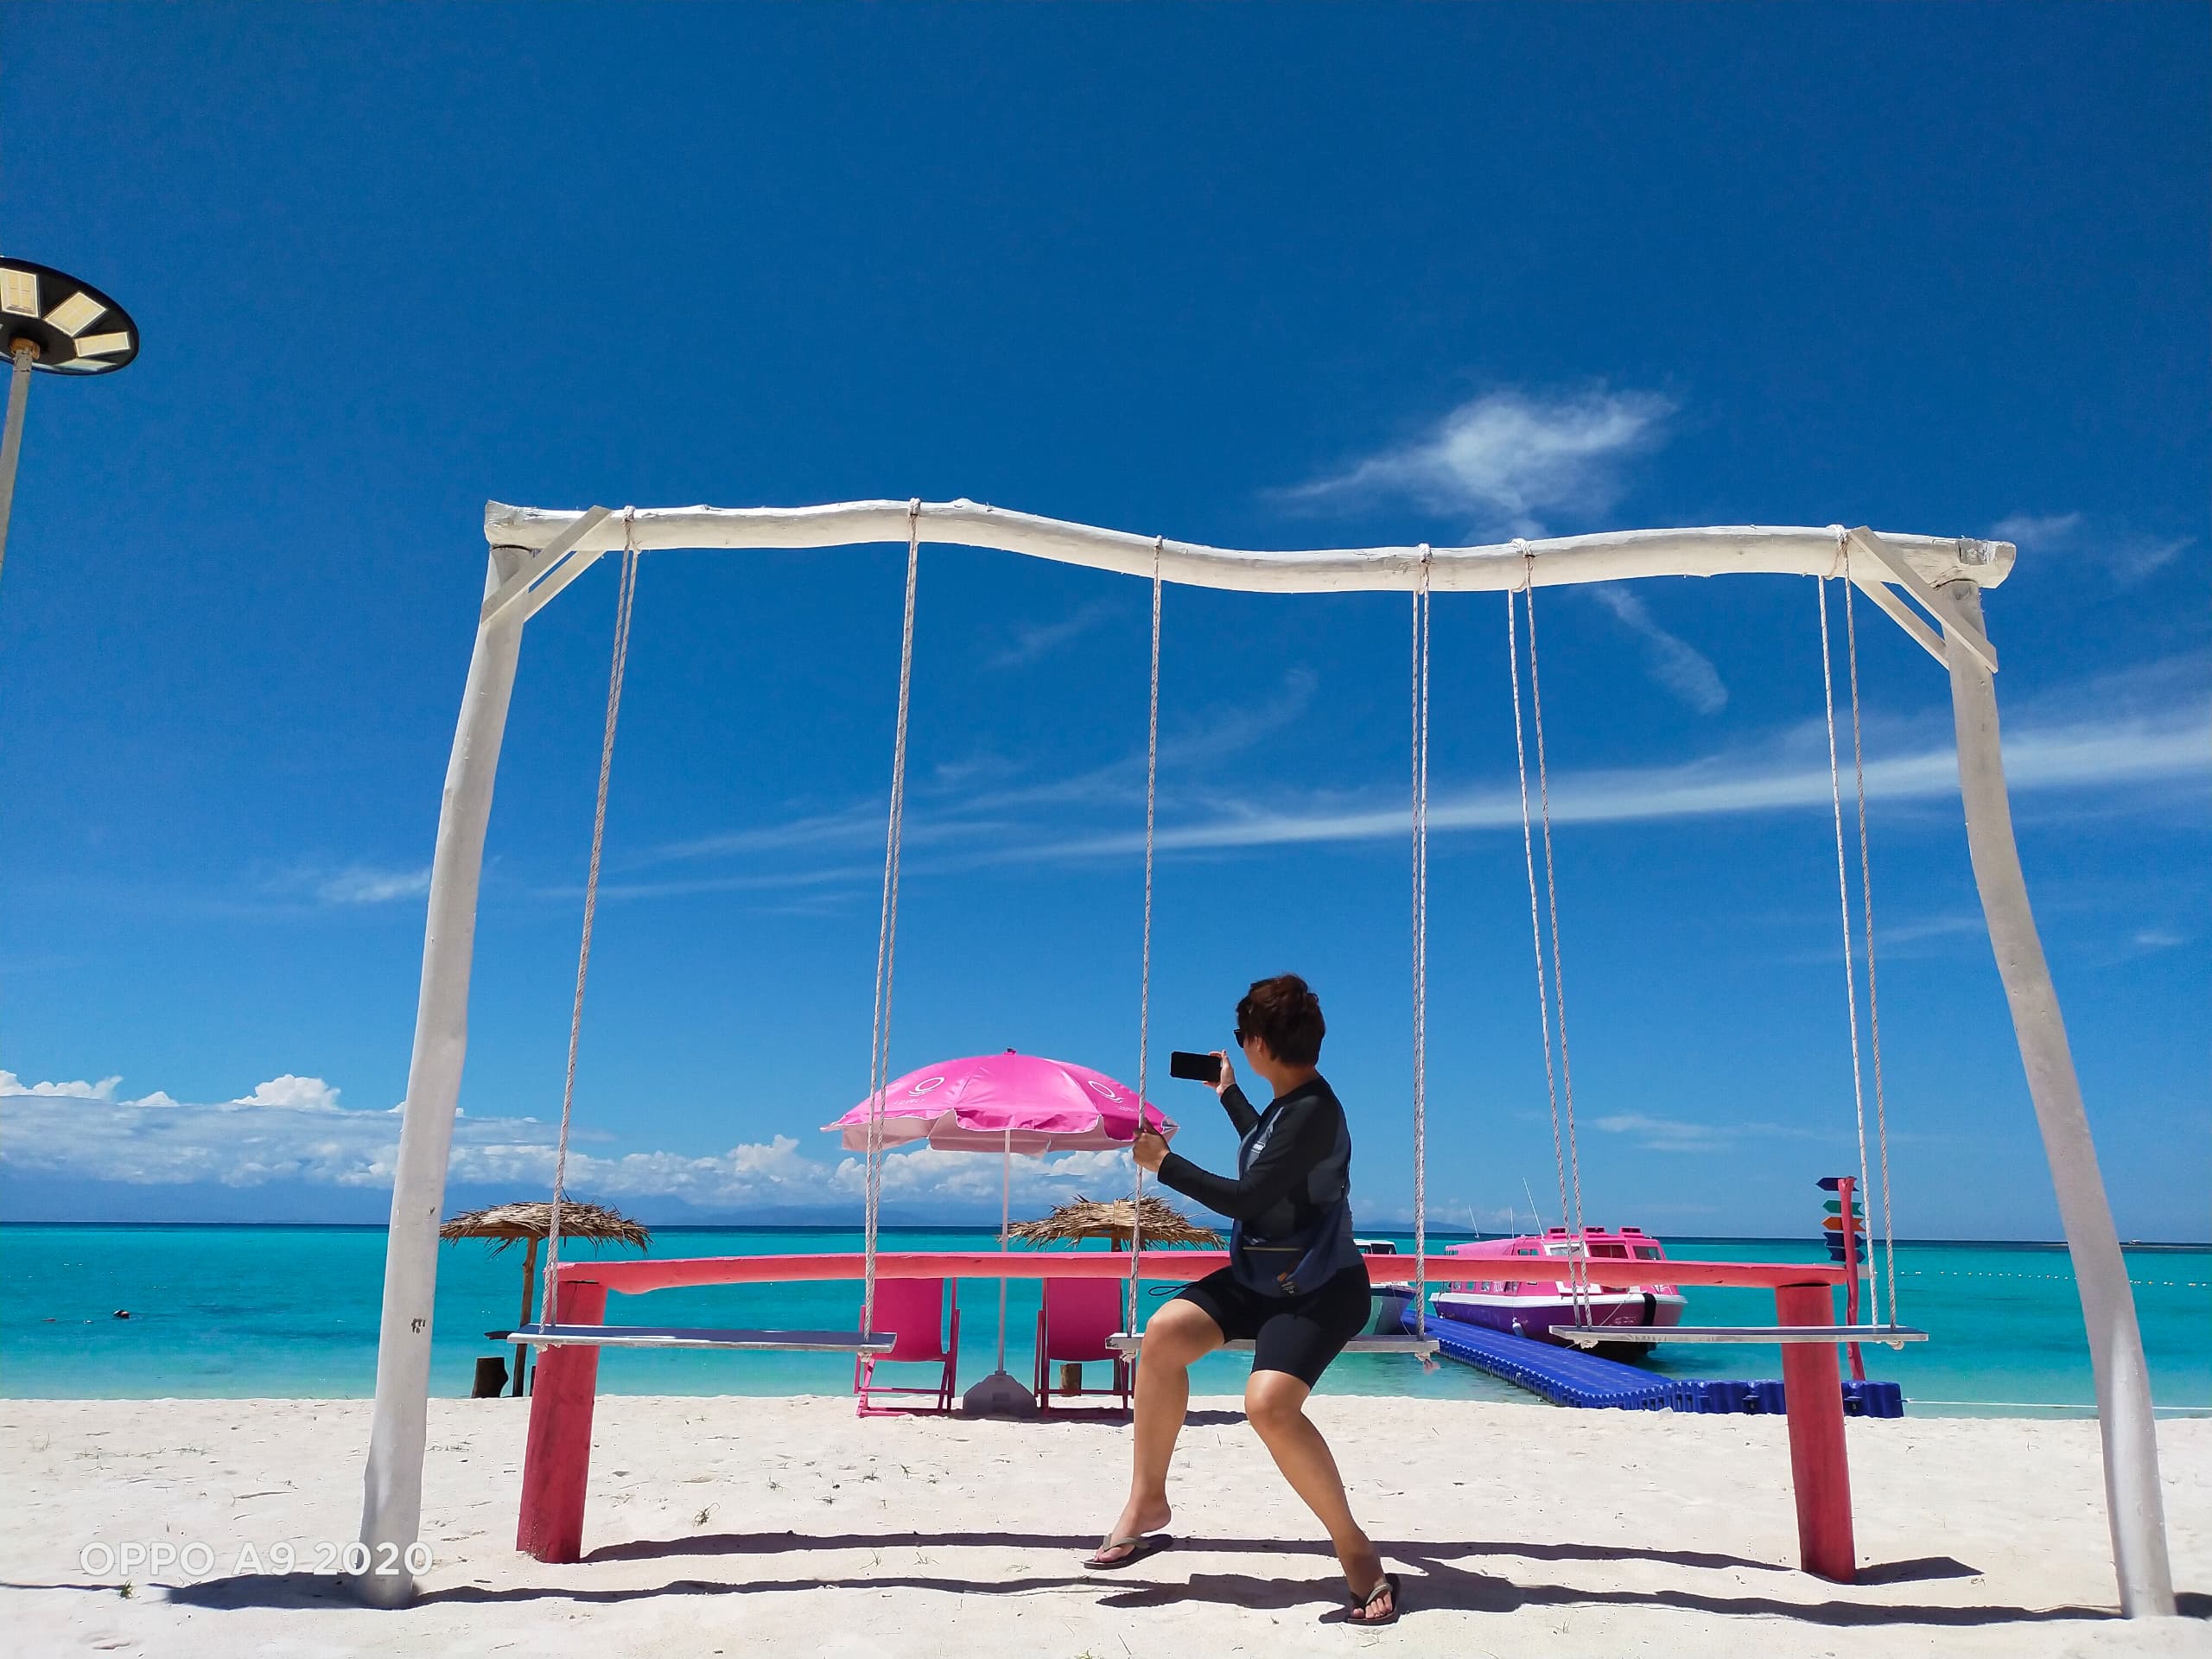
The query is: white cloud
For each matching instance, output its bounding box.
[315,865,432,905]
[1287,387,1675,537]
[2133,928,2185,950]
[988,599,1122,670]
[0,1071,125,1100]
[1587,586,1727,714]
[0,1071,1140,1211]
[1990,511,2191,583]
[232,1074,347,1110]
[0,1074,429,1188]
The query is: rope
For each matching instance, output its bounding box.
[1840,549,1899,1325]
[1504,574,1568,1267]
[1816,552,1879,1327]
[1409,547,1432,1336]
[538,516,641,1325]
[1129,537,1162,1326]
[861,501,922,1337]
[1515,551,1591,1320]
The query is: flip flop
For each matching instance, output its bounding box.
[1083,1532,1174,1571]
[1339,1571,1402,1627]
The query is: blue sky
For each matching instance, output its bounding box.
[2,3,2205,1239]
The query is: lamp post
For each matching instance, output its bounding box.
[0,258,139,592]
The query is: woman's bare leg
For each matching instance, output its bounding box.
[1243,1370,1393,1620]
[1090,1298,1224,1562]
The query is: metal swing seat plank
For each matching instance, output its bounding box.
[500,1322,895,1354]
[1547,1323,1927,1349]
[1104,1332,1441,1358]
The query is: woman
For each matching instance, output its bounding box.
[1085,973,1400,1627]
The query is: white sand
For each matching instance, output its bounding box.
[3,1395,2206,1656]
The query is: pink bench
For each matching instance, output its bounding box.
[514,1250,1860,1581]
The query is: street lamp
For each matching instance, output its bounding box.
[0,257,139,590]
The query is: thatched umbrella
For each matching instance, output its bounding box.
[1008,1194,1222,1249]
[441,1200,651,1395]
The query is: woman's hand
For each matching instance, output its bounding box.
[1211,1049,1236,1097]
[1131,1127,1169,1173]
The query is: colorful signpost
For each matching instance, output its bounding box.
[1817,1176,1866,1380]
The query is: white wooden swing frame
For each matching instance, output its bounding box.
[348,499,2171,1619]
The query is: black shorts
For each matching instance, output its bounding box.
[1174,1262,1373,1387]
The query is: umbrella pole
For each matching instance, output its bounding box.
[996,1131,1010,1373]
[514,1237,537,1396]
[959,1128,1034,1414]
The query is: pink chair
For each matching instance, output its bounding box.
[1032,1275,1133,1412]
[854,1278,961,1415]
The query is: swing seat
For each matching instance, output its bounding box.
[1103,1332,1440,1358]
[1547,1324,1927,1350]
[499,1323,897,1354]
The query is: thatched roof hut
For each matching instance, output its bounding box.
[440,1199,651,1252]
[442,1200,651,1396]
[1009,1194,1222,1249]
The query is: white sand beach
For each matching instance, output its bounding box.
[3,1395,2205,1656]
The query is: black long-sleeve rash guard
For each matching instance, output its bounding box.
[1154,1077,1347,1240]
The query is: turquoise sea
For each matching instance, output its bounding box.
[3,1226,2205,1417]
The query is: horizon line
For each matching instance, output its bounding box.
[3,1219,2205,1250]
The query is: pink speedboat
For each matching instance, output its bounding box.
[1432,1226,1685,1354]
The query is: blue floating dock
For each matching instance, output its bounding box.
[1417,1313,1904,1417]
[1421,1313,1675,1408]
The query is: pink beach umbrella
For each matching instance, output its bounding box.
[823,1052,1177,1412]
[825,1051,1175,1154]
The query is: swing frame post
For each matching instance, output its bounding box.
[517,1277,611,1563]
[1934,579,2175,1618]
[353,545,532,1608]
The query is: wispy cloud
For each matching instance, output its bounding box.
[988,599,1122,670]
[537,655,2206,906]
[309,864,432,906]
[1991,511,2192,584]
[1587,586,1727,714]
[0,1070,1136,1210]
[1877,914,1989,948]
[1989,511,2084,548]
[1591,1112,1821,1154]
[1285,387,1675,537]
[1775,911,1996,967]
[587,861,887,902]
[1870,912,1993,960]
[647,806,889,864]
[589,671,1322,900]
[1016,682,2207,863]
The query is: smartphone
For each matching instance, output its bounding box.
[1168,1050,1222,1084]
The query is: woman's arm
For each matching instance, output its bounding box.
[1154,1094,1335,1222]
[1217,1081,1262,1137]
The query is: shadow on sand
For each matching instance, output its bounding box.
[39,1551,2207,1632]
